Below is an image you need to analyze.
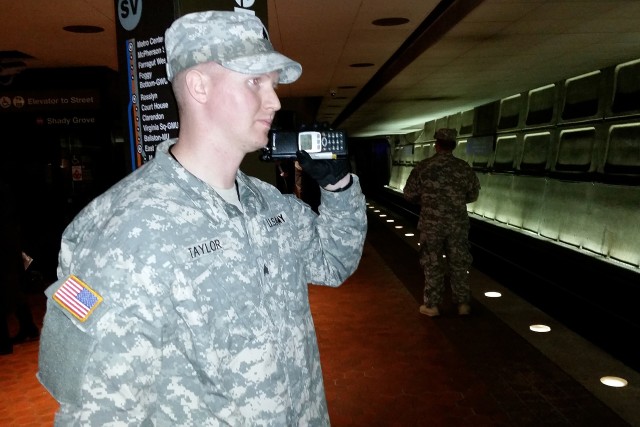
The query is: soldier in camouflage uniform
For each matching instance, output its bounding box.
[403,128,480,317]
[37,11,367,426]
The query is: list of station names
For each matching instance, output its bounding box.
[127,34,179,166]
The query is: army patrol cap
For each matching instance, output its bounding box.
[434,128,457,142]
[164,10,302,84]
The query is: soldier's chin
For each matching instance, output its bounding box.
[251,140,268,153]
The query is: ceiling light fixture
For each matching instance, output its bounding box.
[372,17,410,27]
[63,25,104,34]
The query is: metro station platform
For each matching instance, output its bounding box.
[1,206,638,426]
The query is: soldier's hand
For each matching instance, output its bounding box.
[295,150,349,188]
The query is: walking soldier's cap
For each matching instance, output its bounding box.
[164,10,302,84]
[434,128,457,142]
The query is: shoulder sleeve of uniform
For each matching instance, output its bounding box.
[403,168,419,200]
[303,175,367,287]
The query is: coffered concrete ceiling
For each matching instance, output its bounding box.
[2,0,640,137]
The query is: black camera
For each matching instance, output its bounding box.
[260,129,348,161]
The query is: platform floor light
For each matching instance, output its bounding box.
[530,324,551,333]
[600,376,628,388]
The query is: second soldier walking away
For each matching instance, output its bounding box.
[37,10,367,426]
[403,128,480,317]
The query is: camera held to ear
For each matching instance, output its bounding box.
[260,129,348,161]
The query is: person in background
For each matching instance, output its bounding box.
[37,10,367,426]
[0,179,40,355]
[403,128,480,317]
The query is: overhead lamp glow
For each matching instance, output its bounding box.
[529,324,551,333]
[386,219,394,223]
[404,233,414,237]
[484,291,502,298]
[395,225,403,229]
[600,376,628,387]
[374,209,380,213]
[379,214,387,217]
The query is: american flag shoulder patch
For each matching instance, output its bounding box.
[53,275,103,322]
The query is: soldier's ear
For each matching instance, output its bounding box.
[185,69,208,104]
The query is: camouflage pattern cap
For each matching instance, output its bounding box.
[434,128,457,142]
[164,11,302,84]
